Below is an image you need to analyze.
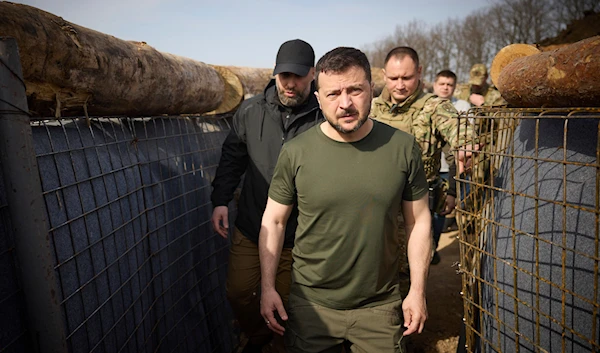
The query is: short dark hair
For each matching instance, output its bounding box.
[315,47,371,90]
[383,46,419,68]
[435,70,457,82]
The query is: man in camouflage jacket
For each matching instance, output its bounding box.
[371,47,475,277]
[454,63,505,107]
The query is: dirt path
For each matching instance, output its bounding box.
[406,230,463,353]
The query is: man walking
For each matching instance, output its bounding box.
[211,39,320,352]
[370,47,475,267]
[259,47,432,353]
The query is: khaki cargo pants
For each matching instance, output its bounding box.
[226,227,293,346]
[285,294,406,353]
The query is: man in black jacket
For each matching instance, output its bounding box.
[211,39,320,352]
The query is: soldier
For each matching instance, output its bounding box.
[433,70,470,113]
[433,70,469,233]
[370,46,475,272]
[454,64,505,237]
[454,63,505,107]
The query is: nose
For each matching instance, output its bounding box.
[285,77,297,89]
[396,79,405,90]
[339,91,352,110]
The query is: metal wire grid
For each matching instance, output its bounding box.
[30,115,237,353]
[0,160,29,353]
[456,108,600,353]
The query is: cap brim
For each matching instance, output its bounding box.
[273,63,311,77]
[469,77,485,86]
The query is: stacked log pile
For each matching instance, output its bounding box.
[491,10,600,108]
[492,36,600,108]
[0,2,272,117]
[0,2,388,117]
[0,2,228,117]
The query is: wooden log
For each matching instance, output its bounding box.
[0,2,227,117]
[490,43,540,90]
[224,66,273,98]
[209,65,386,106]
[205,66,244,115]
[497,36,600,108]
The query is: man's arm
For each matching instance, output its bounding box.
[433,100,479,175]
[259,197,293,336]
[440,162,457,216]
[401,193,431,335]
[210,110,250,238]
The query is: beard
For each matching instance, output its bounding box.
[326,107,370,134]
[277,86,310,107]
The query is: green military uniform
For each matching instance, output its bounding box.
[454,63,506,107]
[371,82,473,182]
[370,82,475,292]
[454,83,505,107]
[454,64,505,238]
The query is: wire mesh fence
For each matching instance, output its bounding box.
[0,114,240,352]
[456,107,600,353]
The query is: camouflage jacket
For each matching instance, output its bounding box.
[454,83,506,106]
[371,82,474,181]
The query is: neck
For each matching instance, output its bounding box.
[320,119,373,143]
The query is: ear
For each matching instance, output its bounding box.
[418,66,423,75]
[308,67,316,80]
[314,90,322,109]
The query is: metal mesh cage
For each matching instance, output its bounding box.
[456,107,600,353]
[29,115,237,353]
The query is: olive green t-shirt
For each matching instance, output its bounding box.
[268,120,428,309]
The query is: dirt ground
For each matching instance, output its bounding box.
[406,229,463,353]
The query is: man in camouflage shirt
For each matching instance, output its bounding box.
[454,63,505,107]
[370,47,475,281]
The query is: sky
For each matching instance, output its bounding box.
[13,0,491,68]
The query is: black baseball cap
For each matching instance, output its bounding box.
[273,39,315,77]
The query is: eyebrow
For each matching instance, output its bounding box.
[324,83,365,94]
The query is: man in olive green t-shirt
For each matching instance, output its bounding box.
[258,47,432,353]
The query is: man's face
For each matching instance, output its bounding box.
[433,76,456,99]
[315,65,372,135]
[275,68,315,107]
[383,56,421,104]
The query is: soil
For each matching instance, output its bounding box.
[538,11,600,49]
[405,228,463,353]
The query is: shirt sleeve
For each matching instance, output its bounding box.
[268,145,296,205]
[433,100,477,149]
[402,138,429,201]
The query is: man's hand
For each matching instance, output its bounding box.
[260,289,288,336]
[211,206,229,238]
[402,290,428,336]
[469,93,485,107]
[456,143,482,174]
[439,195,456,216]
